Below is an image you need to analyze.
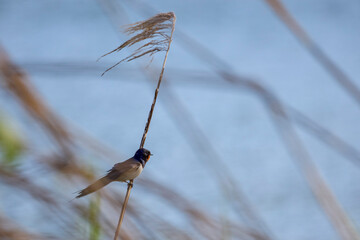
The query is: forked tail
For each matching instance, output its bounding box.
[76,176,112,198]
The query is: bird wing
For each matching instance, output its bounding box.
[106,158,141,181]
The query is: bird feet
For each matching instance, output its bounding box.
[126,181,133,188]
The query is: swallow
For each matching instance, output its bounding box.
[76,148,152,198]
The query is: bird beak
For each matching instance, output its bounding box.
[150,153,153,156]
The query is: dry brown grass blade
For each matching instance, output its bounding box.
[0,215,57,240]
[0,166,83,238]
[0,47,73,156]
[162,12,360,240]
[127,207,194,240]
[0,167,57,205]
[288,107,360,167]
[264,0,360,106]
[137,177,263,240]
[222,74,360,240]
[49,143,261,240]
[49,148,262,240]
[158,79,274,240]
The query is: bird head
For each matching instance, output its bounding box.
[134,148,152,162]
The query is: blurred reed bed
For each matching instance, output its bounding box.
[97,3,274,239]
[0,1,359,240]
[0,215,55,240]
[99,1,360,240]
[0,46,267,239]
[264,0,360,106]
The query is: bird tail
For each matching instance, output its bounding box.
[76,176,112,198]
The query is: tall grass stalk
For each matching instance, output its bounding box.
[139,13,176,149]
[113,182,132,240]
[264,0,360,107]
[99,12,176,240]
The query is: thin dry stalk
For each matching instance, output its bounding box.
[0,215,56,240]
[223,74,360,240]
[159,12,360,239]
[159,80,273,240]
[138,12,176,149]
[264,0,360,107]
[113,180,133,240]
[100,12,176,240]
[288,107,360,167]
[0,47,73,156]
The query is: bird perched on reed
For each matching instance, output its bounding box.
[76,148,152,198]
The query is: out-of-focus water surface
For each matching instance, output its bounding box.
[0,0,359,239]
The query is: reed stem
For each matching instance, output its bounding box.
[139,13,176,149]
[113,12,176,239]
[113,180,133,240]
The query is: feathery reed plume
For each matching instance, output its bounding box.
[99,12,176,240]
[99,12,175,76]
[138,12,176,149]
